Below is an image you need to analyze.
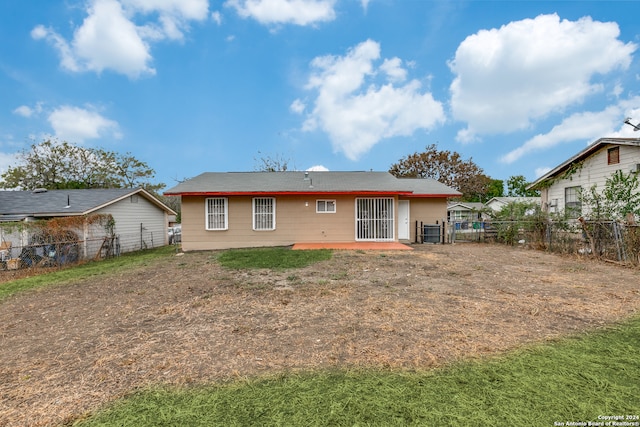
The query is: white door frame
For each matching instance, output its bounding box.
[398,200,410,241]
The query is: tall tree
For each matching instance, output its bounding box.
[389,144,492,201]
[485,178,505,199]
[506,175,540,197]
[0,140,163,193]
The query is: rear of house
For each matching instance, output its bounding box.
[165,171,460,251]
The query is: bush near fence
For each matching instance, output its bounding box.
[449,219,640,265]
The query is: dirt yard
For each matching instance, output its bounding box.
[0,243,639,426]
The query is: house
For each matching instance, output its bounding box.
[447,201,485,224]
[163,171,461,250]
[528,138,640,218]
[484,197,540,213]
[0,188,176,254]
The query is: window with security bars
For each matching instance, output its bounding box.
[564,186,581,219]
[355,198,394,241]
[253,197,275,230]
[206,198,228,230]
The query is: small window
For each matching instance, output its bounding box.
[206,198,228,230]
[253,197,275,230]
[608,147,620,165]
[316,200,336,213]
[565,186,582,219]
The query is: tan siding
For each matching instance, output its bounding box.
[181,194,449,250]
[402,198,448,242]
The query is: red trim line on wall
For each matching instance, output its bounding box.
[164,191,417,197]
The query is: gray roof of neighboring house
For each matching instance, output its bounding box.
[486,197,540,205]
[447,201,484,210]
[0,188,175,221]
[164,171,461,197]
[528,137,640,189]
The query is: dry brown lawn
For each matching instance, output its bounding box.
[0,243,639,426]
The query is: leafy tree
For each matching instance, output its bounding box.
[489,201,547,245]
[485,178,505,199]
[389,144,492,201]
[0,140,163,193]
[506,175,540,197]
[580,170,640,221]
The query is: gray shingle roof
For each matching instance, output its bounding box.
[0,188,174,221]
[164,171,461,197]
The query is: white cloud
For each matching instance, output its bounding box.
[449,14,637,141]
[48,105,121,143]
[306,165,329,171]
[535,167,552,178]
[380,57,407,83]
[360,0,370,12]
[226,0,336,26]
[290,99,306,114]
[122,0,208,20]
[123,0,209,40]
[13,106,34,118]
[500,100,640,164]
[0,152,18,176]
[33,0,209,78]
[300,39,445,160]
[13,103,44,118]
[211,10,222,25]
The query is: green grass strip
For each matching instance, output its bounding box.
[79,316,640,427]
[0,245,176,301]
[217,247,332,270]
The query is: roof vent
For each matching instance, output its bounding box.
[32,188,48,193]
[304,171,310,180]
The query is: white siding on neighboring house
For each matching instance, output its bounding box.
[544,144,640,217]
[96,194,168,251]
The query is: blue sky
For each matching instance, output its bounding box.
[1,0,639,192]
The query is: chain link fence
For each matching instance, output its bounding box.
[0,224,162,272]
[449,219,640,265]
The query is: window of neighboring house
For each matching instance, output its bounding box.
[253,197,275,230]
[205,198,228,230]
[565,186,582,219]
[608,146,620,165]
[316,200,336,213]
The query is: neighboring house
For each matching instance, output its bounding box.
[484,197,540,213]
[0,188,176,253]
[447,201,485,223]
[528,138,640,218]
[163,171,461,250]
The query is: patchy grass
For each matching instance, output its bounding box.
[217,247,332,270]
[78,316,640,426]
[0,245,176,301]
